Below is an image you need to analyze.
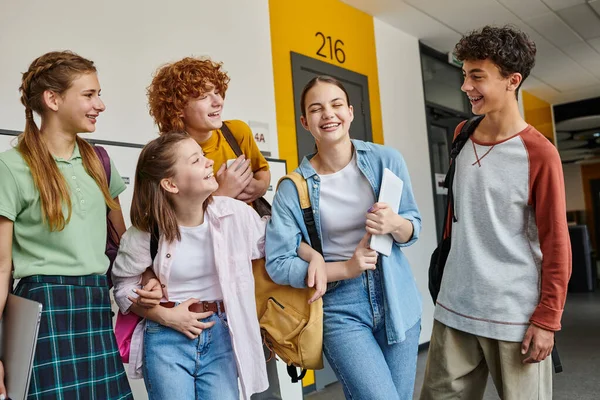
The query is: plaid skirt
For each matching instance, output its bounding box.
[14,275,133,400]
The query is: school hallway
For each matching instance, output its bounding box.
[306,291,600,400]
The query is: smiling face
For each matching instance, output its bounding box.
[181,85,224,134]
[162,138,218,199]
[461,59,521,115]
[300,82,354,146]
[50,72,106,133]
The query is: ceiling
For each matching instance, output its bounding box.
[554,98,600,163]
[342,0,600,105]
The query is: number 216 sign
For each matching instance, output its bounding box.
[315,32,346,64]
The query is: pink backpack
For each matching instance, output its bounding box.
[113,226,159,363]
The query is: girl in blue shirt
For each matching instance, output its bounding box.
[266,76,423,400]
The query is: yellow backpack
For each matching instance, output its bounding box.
[253,172,324,383]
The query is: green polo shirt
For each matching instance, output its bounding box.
[0,144,126,278]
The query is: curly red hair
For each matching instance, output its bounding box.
[147,57,230,133]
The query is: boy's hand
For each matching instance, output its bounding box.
[214,156,252,198]
[345,233,378,279]
[236,178,265,203]
[306,255,327,304]
[522,324,554,363]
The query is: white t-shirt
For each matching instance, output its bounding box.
[168,223,223,302]
[318,153,376,261]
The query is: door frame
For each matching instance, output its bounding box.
[591,179,600,254]
[423,103,470,240]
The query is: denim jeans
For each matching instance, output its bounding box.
[323,269,421,400]
[142,311,239,400]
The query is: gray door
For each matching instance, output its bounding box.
[291,52,373,163]
[591,179,600,253]
[425,105,468,241]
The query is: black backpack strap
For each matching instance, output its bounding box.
[302,207,323,256]
[150,223,159,262]
[552,341,563,373]
[220,121,244,158]
[446,115,484,223]
[277,173,323,256]
[449,115,484,160]
[287,365,307,383]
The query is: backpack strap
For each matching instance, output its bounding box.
[220,121,244,158]
[286,365,307,384]
[150,223,159,262]
[552,340,563,373]
[93,145,119,288]
[93,145,112,192]
[277,172,323,256]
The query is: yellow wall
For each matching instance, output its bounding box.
[522,91,556,144]
[269,0,383,170]
[269,0,383,387]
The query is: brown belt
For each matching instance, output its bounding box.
[160,301,225,314]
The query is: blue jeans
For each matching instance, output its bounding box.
[323,269,420,400]
[142,312,239,400]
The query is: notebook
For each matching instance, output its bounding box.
[369,168,404,257]
[0,294,43,400]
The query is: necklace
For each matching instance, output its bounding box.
[471,140,495,167]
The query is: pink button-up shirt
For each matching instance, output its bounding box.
[112,196,268,399]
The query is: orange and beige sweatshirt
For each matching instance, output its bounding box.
[434,122,572,342]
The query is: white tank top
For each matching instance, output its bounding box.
[318,153,376,261]
[168,223,223,302]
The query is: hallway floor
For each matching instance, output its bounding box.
[306,290,600,400]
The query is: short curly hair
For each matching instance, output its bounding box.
[454,26,536,94]
[147,57,230,133]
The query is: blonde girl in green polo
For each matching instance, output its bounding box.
[0,51,132,399]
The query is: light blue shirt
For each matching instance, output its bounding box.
[266,140,423,343]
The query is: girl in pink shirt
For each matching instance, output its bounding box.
[112,132,321,400]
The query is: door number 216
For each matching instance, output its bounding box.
[315,32,346,64]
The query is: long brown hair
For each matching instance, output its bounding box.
[18,51,118,231]
[131,132,212,242]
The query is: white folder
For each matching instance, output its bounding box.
[370,168,404,257]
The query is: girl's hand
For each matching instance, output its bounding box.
[366,202,402,235]
[158,298,215,339]
[306,255,327,304]
[127,271,163,308]
[0,360,6,400]
[345,233,378,279]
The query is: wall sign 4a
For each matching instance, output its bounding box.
[248,120,271,156]
[315,32,345,64]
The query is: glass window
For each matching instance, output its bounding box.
[421,54,468,113]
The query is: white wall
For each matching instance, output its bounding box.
[0,0,278,156]
[374,19,437,344]
[0,1,277,399]
[563,163,586,211]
